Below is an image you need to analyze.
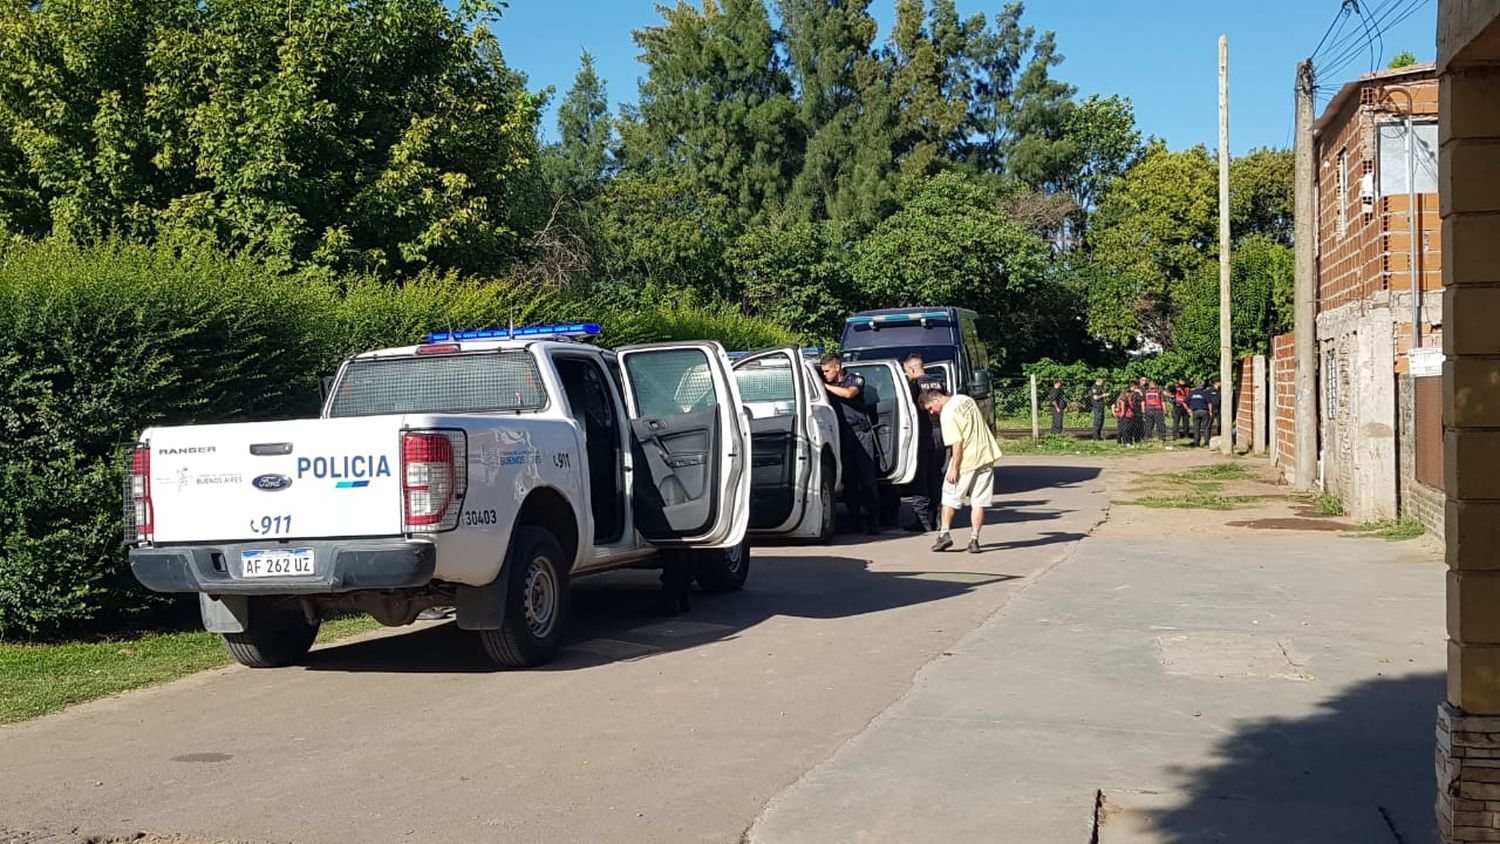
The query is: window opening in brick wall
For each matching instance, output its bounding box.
[1376,120,1438,196]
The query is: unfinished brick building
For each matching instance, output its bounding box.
[1308,63,1444,533]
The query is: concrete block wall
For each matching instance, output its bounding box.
[1317,303,1399,521]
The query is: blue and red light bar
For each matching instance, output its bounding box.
[424,322,602,344]
[845,311,950,329]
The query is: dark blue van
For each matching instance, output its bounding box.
[838,307,993,421]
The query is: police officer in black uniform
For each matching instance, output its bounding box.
[1188,380,1211,447]
[902,354,945,533]
[820,354,882,535]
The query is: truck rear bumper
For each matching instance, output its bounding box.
[129,539,436,594]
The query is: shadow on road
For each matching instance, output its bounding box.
[995,464,1101,495]
[302,552,1024,675]
[1137,672,1442,844]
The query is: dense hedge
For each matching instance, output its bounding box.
[0,240,791,639]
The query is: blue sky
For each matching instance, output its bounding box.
[494,0,1437,154]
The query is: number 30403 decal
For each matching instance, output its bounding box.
[463,509,498,526]
[250,514,292,535]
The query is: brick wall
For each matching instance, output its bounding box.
[1271,332,1297,477]
[1398,373,1445,537]
[1235,355,1255,450]
[1315,70,1444,372]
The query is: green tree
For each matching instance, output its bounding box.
[1085,142,1217,347]
[0,0,545,275]
[624,0,797,223]
[1388,50,1418,69]
[1229,147,1294,246]
[1052,94,1143,238]
[727,220,853,344]
[850,171,1050,367]
[543,51,615,199]
[590,174,737,302]
[778,0,894,227]
[1171,232,1294,371]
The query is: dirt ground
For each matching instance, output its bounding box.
[1098,446,1443,555]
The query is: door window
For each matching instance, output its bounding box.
[625,349,718,416]
[734,355,797,415]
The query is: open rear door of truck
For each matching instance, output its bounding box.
[731,346,813,534]
[616,342,750,549]
[844,360,918,486]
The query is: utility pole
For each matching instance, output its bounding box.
[1218,35,1233,456]
[1293,59,1317,490]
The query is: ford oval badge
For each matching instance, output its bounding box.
[252,473,293,492]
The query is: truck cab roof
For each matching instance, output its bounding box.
[348,337,603,361]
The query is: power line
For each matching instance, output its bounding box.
[1320,0,1398,68]
[1310,1,1354,59]
[1319,0,1398,62]
[1320,0,1399,70]
[1320,0,1427,79]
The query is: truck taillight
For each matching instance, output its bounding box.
[401,430,467,533]
[123,443,152,543]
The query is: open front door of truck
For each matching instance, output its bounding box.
[616,342,750,549]
[844,360,918,485]
[731,347,813,534]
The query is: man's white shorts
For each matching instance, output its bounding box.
[942,466,995,509]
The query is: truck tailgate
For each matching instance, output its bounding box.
[146,417,403,543]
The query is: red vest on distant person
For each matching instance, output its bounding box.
[1144,388,1164,410]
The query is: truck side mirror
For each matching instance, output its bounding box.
[320,375,335,402]
[967,369,992,398]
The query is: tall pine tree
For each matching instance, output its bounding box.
[624,0,797,223]
[543,51,614,199]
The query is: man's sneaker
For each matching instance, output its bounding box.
[931,533,953,552]
[967,537,981,554]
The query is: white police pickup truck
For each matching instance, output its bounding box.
[126,324,758,669]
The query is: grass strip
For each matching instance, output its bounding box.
[0,615,382,724]
[1351,517,1426,541]
[1002,435,1174,457]
[1118,493,1260,510]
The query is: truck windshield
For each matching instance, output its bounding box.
[327,352,548,417]
[840,345,955,366]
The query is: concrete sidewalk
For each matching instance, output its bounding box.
[750,460,1445,843]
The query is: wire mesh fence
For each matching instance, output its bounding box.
[991,377,1100,438]
[988,375,1220,445]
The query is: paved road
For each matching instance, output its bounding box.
[749,462,1445,844]
[0,461,1108,844]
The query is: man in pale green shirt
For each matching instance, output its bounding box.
[919,388,1002,553]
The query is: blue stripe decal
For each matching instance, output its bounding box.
[334,480,370,489]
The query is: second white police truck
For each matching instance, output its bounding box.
[126,324,913,669]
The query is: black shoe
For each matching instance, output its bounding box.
[967,537,981,554]
[931,533,953,552]
[903,521,927,533]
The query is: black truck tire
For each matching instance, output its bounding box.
[694,539,751,593]
[816,466,837,544]
[222,597,320,668]
[479,526,571,668]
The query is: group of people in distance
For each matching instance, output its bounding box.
[818,353,1002,554]
[1046,377,1226,448]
